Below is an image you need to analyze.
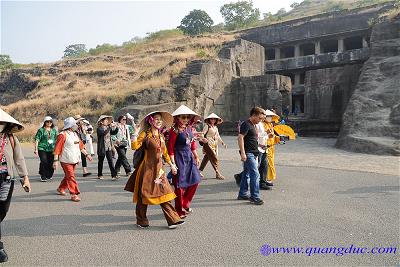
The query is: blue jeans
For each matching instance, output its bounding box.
[239,153,261,200]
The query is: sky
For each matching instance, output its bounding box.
[1,0,294,64]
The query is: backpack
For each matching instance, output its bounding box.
[132,133,148,169]
[132,146,145,169]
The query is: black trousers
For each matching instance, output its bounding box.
[258,152,268,186]
[38,150,54,179]
[81,140,87,168]
[81,152,87,168]
[115,146,131,174]
[0,178,14,249]
[98,150,117,177]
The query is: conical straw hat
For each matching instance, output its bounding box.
[0,108,24,133]
[264,109,280,122]
[139,111,173,129]
[97,115,113,124]
[172,105,200,122]
[204,113,223,124]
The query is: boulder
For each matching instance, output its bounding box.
[336,17,400,155]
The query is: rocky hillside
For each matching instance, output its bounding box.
[336,15,400,155]
[0,33,235,139]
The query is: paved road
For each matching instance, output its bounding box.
[2,138,399,266]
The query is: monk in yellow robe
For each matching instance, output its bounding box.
[263,110,280,186]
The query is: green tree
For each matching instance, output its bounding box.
[0,55,13,68]
[63,44,87,58]
[290,2,300,8]
[88,43,117,55]
[220,1,260,30]
[178,9,214,36]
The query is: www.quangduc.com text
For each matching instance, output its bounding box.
[260,244,398,256]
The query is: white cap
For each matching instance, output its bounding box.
[62,117,76,130]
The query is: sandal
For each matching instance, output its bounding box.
[216,175,225,180]
[70,195,81,202]
[57,188,66,196]
[185,208,193,214]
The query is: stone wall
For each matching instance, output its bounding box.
[305,64,363,121]
[218,39,265,76]
[336,16,400,155]
[213,74,291,133]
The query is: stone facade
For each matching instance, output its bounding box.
[240,4,394,46]
[265,48,369,72]
[238,2,396,139]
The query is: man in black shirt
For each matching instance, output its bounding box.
[236,107,265,205]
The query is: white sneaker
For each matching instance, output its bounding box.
[168,221,185,229]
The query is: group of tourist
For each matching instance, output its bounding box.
[33,113,136,201]
[0,104,283,262]
[235,107,281,205]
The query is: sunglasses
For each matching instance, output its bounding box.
[121,118,127,121]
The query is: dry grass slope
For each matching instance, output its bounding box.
[3,33,235,140]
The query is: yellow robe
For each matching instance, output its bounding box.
[263,122,280,181]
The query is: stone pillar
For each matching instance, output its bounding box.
[275,47,281,59]
[294,73,301,86]
[362,37,368,48]
[295,45,301,57]
[338,38,344,52]
[315,41,321,54]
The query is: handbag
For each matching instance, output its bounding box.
[199,125,210,147]
[120,139,128,147]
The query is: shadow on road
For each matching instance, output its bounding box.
[334,186,399,195]
[4,213,174,237]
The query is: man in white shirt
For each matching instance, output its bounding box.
[256,120,270,190]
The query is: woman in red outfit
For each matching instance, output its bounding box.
[168,105,202,218]
[53,117,92,202]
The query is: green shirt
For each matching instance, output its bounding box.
[127,125,134,135]
[35,127,58,152]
